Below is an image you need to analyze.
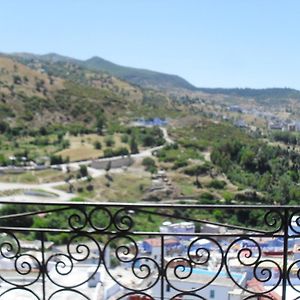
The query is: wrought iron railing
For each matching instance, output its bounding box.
[0,201,300,299]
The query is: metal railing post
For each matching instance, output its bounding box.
[161,235,165,300]
[40,231,46,300]
[282,208,289,300]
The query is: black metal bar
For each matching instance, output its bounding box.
[0,198,300,209]
[0,206,70,220]
[282,208,289,300]
[0,225,287,237]
[41,231,46,300]
[161,235,164,300]
[135,207,270,233]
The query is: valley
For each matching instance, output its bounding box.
[0,52,300,233]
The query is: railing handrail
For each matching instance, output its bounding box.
[0,199,299,209]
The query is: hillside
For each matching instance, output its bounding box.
[82,56,196,91]
[2,51,300,130]
[197,87,300,105]
[0,56,137,128]
[9,52,196,91]
[0,54,180,132]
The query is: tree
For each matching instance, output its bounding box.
[240,148,256,171]
[105,161,112,173]
[50,155,63,165]
[79,165,88,178]
[86,175,94,191]
[130,136,139,154]
[13,75,22,85]
[0,204,34,227]
[94,141,102,150]
[142,134,156,147]
[39,126,48,136]
[0,154,7,166]
[0,121,8,133]
[96,111,106,135]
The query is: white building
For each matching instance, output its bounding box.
[160,221,195,240]
[289,216,300,247]
[150,268,247,299]
[201,223,226,234]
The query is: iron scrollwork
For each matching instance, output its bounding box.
[0,202,298,299]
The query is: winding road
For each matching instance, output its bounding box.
[0,127,174,202]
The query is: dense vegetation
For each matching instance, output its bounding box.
[271,131,300,146]
[211,139,300,204]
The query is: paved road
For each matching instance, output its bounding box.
[0,127,174,202]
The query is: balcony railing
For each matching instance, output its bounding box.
[0,200,299,299]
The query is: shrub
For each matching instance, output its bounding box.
[142,157,157,173]
[184,163,211,176]
[197,192,216,204]
[103,148,114,157]
[207,179,227,189]
[200,192,214,200]
[172,159,188,170]
[86,184,94,191]
[113,147,129,156]
[61,139,70,149]
[142,157,156,168]
[94,141,102,149]
[105,136,115,147]
[121,134,129,143]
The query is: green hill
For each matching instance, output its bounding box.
[82,56,196,90]
[9,52,196,91]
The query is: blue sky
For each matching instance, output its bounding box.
[0,0,300,89]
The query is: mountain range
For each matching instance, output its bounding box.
[8,52,196,91]
[7,52,300,103]
[1,51,300,130]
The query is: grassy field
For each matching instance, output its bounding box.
[56,133,129,161]
[0,134,60,159]
[0,189,24,197]
[0,169,67,184]
[169,171,238,202]
[0,132,130,163]
[58,170,152,202]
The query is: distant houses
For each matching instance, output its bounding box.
[268,119,300,132]
[132,118,168,127]
[268,121,284,131]
[228,105,243,113]
[234,119,248,128]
